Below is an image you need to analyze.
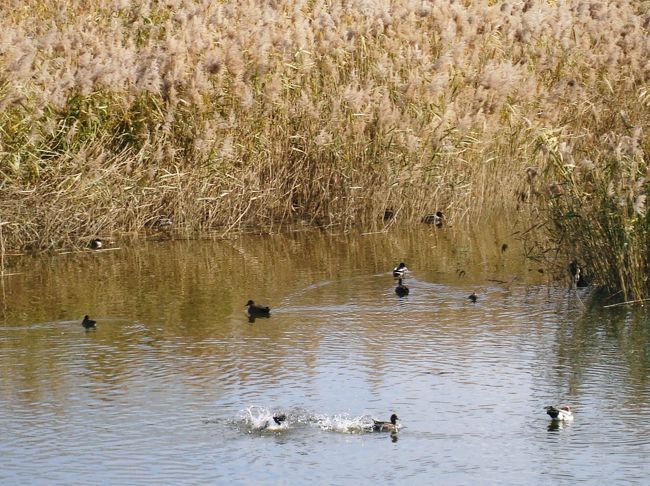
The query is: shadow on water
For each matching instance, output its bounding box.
[551,287,650,401]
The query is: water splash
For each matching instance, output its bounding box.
[225,408,389,435]
[313,413,375,434]
[235,406,291,432]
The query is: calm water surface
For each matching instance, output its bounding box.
[1,229,650,485]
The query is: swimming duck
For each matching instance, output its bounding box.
[468,292,477,303]
[545,405,573,421]
[246,300,271,318]
[81,315,96,330]
[422,211,444,227]
[393,262,409,278]
[373,414,399,431]
[395,278,409,297]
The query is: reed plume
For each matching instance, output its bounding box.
[0,0,647,275]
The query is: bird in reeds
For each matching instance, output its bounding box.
[145,216,173,230]
[373,414,399,432]
[468,292,477,303]
[393,262,408,278]
[422,211,444,227]
[545,405,573,421]
[568,260,588,288]
[155,217,173,229]
[395,278,409,297]
[81,315,96,330]
[89,239,103,250]
[246,300,271,318]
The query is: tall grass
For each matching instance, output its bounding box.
[0,0,648,259]
[518,81,649,301]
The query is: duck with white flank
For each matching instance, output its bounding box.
[395,278,409,297]
[89,239,103,250]
[373,414,399,432]
[393,262,408,278]
[245,300,271,318]
[545,405,573,421]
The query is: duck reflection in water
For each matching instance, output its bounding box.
[547,420,561,431]
[395,278,409,297]
[546,418,573,432]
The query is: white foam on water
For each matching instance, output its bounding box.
[238,406,289,432]
[313,413,374,434]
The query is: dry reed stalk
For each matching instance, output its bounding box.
[0,221,5,276]
[517,82,649,299]
[0,0,647,267]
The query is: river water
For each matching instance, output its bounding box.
[1,228,650,485]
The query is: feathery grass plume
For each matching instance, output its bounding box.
[518,86,649,301]
[0,0,647,273]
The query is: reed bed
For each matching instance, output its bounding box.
[1,0,649,292]
[519,81,649,301]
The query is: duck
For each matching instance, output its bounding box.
[260,414,287,430]
[568,260,588,288]
[545,405,573,421]
[395,278,409,297]
[393,262,409,278]
[89,239,103,250]
[246,300,271,318]
[468,292,477,303]
[422,211,444,227]
[373,414,399,431]
[81,315,96,330]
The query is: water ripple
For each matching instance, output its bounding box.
[2,255,650,484]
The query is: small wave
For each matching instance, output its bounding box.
[0,320,78,331]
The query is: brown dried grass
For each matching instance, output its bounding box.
[0,0,648,267]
